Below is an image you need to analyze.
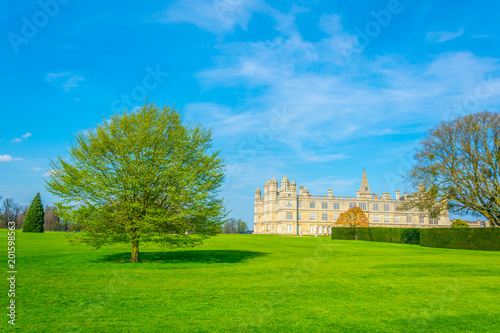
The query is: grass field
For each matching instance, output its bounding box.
[2,230,500,332]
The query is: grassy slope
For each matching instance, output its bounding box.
[1,230,500,333]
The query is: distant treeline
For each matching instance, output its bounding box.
[0,196,80,231]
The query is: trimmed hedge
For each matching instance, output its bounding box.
[331,227,356,240]
[333,227,420,244]
[401,228,420,244]
[420,228,500,251]
[331,227,499,251]
[371,228,402,243]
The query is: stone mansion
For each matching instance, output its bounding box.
[254,170,451,235]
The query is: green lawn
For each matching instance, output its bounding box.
[2,230,500,332]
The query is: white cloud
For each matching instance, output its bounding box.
[156,0,264,34]
[11,132,32,143]
[426,28,465,43]
[31,167,42,171]
[46,72,84,92]
[0,155,23,162]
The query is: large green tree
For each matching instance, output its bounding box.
[23,193,45,232]
[46,103,226,261]
[406,111,500,226]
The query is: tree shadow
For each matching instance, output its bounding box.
[98,250,268,264]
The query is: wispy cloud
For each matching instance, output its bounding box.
[156,0,264,34]
[426,28,465,43]
[46,72,84,92]
[0,155,23,162]
[11,132,31,143]
[31,167,42,171]
[470,34,494,39]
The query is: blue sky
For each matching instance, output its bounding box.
[1,0,500,226]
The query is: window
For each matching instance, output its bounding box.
[310,213,316,221]
[373,204,379,211]
[322,202,328,209]
[288,193,291,197]
[322,213,328,221]
[299,225,302,233]
[286,200,293,207]
[395,216,400,223]
[349,202,357,209]
[373,215,379,222]
[384,215,390,223]
[334,213,339,221]
[334,202,340,210]
[430,218,438,225]
[298,201,302,208]
[407,216,412,224]
[310,225,316,233]
[298,213,302,220]
[286,212,293,220]
[419,216,425,224]
[359,203,367,210]
[384,204,390,211]
[310,202,316,209]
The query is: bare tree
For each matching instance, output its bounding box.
[1,198,15,227]
[223,218,248,234]
[406,111,500,226]
[44,206,62,231]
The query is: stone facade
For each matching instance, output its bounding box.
[254,170,451,235]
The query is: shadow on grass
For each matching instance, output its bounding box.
[98,250,268,264]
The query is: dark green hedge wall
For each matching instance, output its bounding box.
[330,227,356,240]
[331,227,498,251]
[420,228,500,251]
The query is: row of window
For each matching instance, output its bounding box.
[286,201,401,212]
[284,213,438,224]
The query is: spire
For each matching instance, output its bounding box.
[360,169,370,194]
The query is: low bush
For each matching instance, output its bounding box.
[420,228,500,251]
[401,228,420,244]
[331,227,356,240]
[370,228,402,243]
[355,227,372,241]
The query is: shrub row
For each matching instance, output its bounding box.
[330,227,356,240]
[331,227,499,251]
[420,228,500,251]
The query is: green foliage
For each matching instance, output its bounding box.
[401,228,421,244]
[355,227,372,241]
[22,193,44,233]
[370,228,403,243]
[451,219,470,228]
[337,227,421,245]
[330,227,356,239]
[420,228,500,251]
[45,103,226,261]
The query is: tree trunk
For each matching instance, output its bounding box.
[130,239,139,262]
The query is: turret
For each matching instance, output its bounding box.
[255,187,261,199]
[280,173,289,191]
